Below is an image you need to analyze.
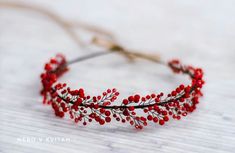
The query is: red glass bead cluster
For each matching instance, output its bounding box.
[40,54,204,129]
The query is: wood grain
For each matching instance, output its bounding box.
[0,0,235,153]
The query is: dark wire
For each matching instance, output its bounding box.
[66,51,116,66]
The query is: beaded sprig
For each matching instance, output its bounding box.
[40,52,204,129]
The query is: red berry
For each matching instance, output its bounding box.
[107,89,111,93]
[176,87,181,93]
[134,94,140,103]
[116,117,120,121]
[163,116,169,121]
[123,109,130,116]
[105,117,111,122]
[105,111,111,116]
[155,98,160,103]
[151,94,156,98]
[153,117,158,123]
[115,92,120,96]
[162,111,167,115]
[143,109,148,113]
[146,95,151,99]
[171,91,177,96]
[100,108,105,114]
[94,104,99,109]
[147,115,153,121]
[141,97,146,101]
[128,106,135,111]
[180,84,185,90]
[44,63,52,71]
[99,119,105,125]
[122,99,129,105]
[143,122,147,126]
[50,58,57,64]
[130,121,134,125]
[185,86,191,93]
[182,112,187,116]
[159,120,165,125]
[128,96,134,102]
[179,98,185,102]
[153,105,159,111]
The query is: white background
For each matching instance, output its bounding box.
[0,0,235,153]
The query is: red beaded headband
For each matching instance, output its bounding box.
[1,1,204,129]
[40,48,205,129]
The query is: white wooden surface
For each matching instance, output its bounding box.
[0,0,235,153]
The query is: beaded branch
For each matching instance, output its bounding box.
[40,48,205,129]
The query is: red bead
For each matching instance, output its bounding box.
[163,116,169,121]
[148,106,153,111]
[176,87,181,93]
[179,98,185,102]
[107,89,111,93]
[162,111,167,115]
[153,117,158,123]
[95,116,100,122]
[105,111,111,116]
[115,92,120,96]
[58,112,64,118]
[134,94,140,103]
[155,98,160,103]
[171,91,177,96]
[76,98,83,105]
[99,119,105,125]
[100,108,105,114]
[185,86,191,93]
[50,58,57,64]
[105,117,111,122]
[153,105,159,111]
[146,95,151,99]
[159,120,165,125]
[60,103,65,108]
[78,88,84,97]
[128,96,134,102]
[122,99,129,105]
[180,84,185,90]
[130,121,134,125]
[44,63,52,71]
[147,115,153,121]
[143,109,148,113]
[151,94,156,98]
[128,106,135,111]
[123,109,130,116]
[94,104,99,109]
[141,97,146,101]
[116,117,120,121]
[182,112,187,116]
